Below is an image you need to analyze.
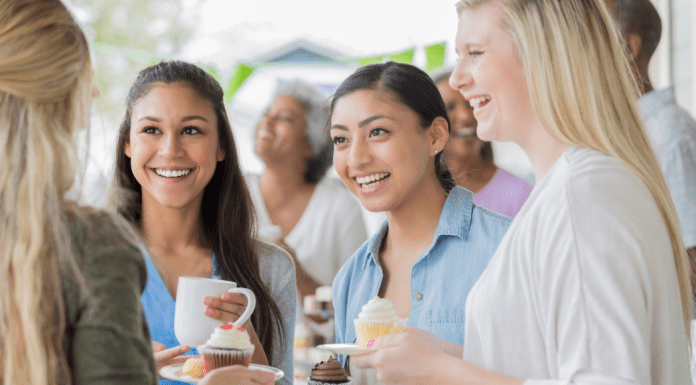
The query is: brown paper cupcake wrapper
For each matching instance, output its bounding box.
[197,344,254,374]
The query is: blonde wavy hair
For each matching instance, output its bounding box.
[0,1,95,384]
[455,0,693,337]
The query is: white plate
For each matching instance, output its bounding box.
[159,363,284,383]
[316,343,376,356]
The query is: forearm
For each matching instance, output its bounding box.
[440,339,464,358]
[432,355,524,385]
[295,263,322,300]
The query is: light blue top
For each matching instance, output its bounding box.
[332,186,512,365]
[637,87,696,249]
[141,240,296,385]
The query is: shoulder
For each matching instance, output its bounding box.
[472,205,513,227]
[333,237,374,288]
[562,148,647,200]
[253,239,296,289]
[67,207,147,290]
[68,207,142,263]
[542,148,663,245]
[494,168,534,192]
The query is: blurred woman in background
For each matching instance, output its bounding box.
[433,70,532,218]
[248,79,367,304]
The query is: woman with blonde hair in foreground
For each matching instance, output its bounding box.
[352,0,693,383]
[0,2,274,385]
[0,0,156,384]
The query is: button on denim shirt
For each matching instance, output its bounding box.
[332,186,513,364]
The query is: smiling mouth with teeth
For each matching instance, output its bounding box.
[469,95,491,109]
[356,172,390,189]
[154,169,192,178]
[453,127,476,138]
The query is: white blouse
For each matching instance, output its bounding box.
[246,174,368,286]
[463,147,690,384]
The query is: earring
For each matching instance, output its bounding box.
[434,150,439,155]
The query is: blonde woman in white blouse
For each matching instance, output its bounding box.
[352,0,692,384]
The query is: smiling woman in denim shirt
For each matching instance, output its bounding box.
[329,61,512,383]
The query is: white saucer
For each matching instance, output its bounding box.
[316,343,376,356]
[159,363,284,383]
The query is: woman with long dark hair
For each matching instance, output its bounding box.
[329,61,512,383]
[110,61,295,385]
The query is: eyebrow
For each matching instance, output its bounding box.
[137,115,209,123]
[330,115,393,130]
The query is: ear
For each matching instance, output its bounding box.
[124,136,132,158]
[429,116,450,155]
[217,146,226,162]
[625,32,642,62]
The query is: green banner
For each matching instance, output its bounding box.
[226,64,255,101]
[425,42,446,71]
[388,49,415,64]
[357,56,383,67]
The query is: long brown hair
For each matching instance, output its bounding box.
[0,0,94,384]
[110,61,286,364]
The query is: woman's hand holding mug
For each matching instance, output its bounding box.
[174,277,256,347]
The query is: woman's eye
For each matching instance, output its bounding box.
[332,136,347,145]
[182,126,201,135]
[469,51,483,57]
[143,126,159,134]
[369,128,388,137]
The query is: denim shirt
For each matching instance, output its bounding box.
[332,186,512,364]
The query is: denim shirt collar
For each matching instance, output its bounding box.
[364,186,475,267]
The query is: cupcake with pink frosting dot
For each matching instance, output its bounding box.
[197,322,255,373]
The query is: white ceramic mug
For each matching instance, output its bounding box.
[174,277,256,347]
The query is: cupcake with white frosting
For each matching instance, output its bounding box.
[197,323,255,373]
[353,296,406,349]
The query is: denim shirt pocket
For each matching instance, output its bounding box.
[425,306,466,346]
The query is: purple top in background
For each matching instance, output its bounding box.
[473,168,533,218]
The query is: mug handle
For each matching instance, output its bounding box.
[227,288,256,327]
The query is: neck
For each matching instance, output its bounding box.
[140,195,203,253]
[634,62,654,96]
[449,157,497,186]
[517,122,571,182]
[260,165,313,204]
[638,70,654,95]
[384,176,448,253]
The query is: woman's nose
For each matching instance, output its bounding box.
[158,133,183,158]
[450,60,473,92]
[347,138,372,169]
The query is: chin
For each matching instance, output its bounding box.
[474,125,497,143]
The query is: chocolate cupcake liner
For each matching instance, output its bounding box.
[197,344,255,374]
